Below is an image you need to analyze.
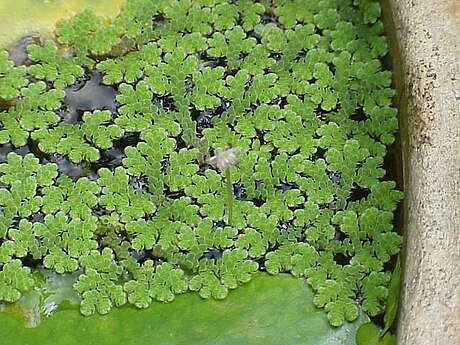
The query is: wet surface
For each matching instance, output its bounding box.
[7,35,41,66]
[0,1,404,332]
[63,70,117,124]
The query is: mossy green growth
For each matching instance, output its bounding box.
[0,0,402,330]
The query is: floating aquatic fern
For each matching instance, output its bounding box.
[0,51,28,100]
[26,40,84,89]
[0,0,403,329]
[0,260,34,302]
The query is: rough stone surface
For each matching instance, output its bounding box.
[381,0,460,344]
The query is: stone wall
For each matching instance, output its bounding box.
[380,1,460,344]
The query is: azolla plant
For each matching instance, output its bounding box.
[0,0,402,326]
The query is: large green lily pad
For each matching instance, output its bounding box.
[0,0,126,48]
[0,273,367,345]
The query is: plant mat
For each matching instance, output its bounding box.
[0,0,402,332]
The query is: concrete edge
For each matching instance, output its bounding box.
[380,1,460,344]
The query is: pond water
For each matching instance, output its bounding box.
[0,1,403,343]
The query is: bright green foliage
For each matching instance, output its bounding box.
[74,268,126,316]
[0,259,34,302]
[74,248,126,316]
[235,1,264,30]
[122,126,175,204]
[185,168,222,198]
[97,43,161,84]
[97,167,155,222]
[116,81,158,131]
[8,219,42,259]
[0,0,402,328]
[125,261,187,307]
[356,256,400,345]
[0,51,27,99]
[90,23,125,56]
[0,51,28,99]
[32,124,100,163]
[256,23,287,52]
[43,249,79,274]
[125,219,159,251]
[208,27,256,71]
[33,213,99,273]
[30,109,124,163]
[81,110,124,149]
[265,242,318,276]
[27,41,84,88]
[0,273,369,344]
[42,176,100,219]
[15,82,63,130]
[190,67,225,110]
[189,249,258,299]
[0,110,29,146]
[360,272,390,316]
[0,153,57,186]
[325,296,360,327]
[0,154,58,218]
[55,9,106,60]
[164,149,199,192]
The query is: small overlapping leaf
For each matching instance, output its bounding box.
[97,42,161,84]
[27,41,84,88]
[189,249,258,299]
[125,261,187,307]
[74,268,126,316]
[0,0,402,330]
[0,51,28,99]
[81,110,124,149]
[0,259,34,302]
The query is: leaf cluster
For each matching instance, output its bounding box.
[0,51,27,99]
[0,0,403,327]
